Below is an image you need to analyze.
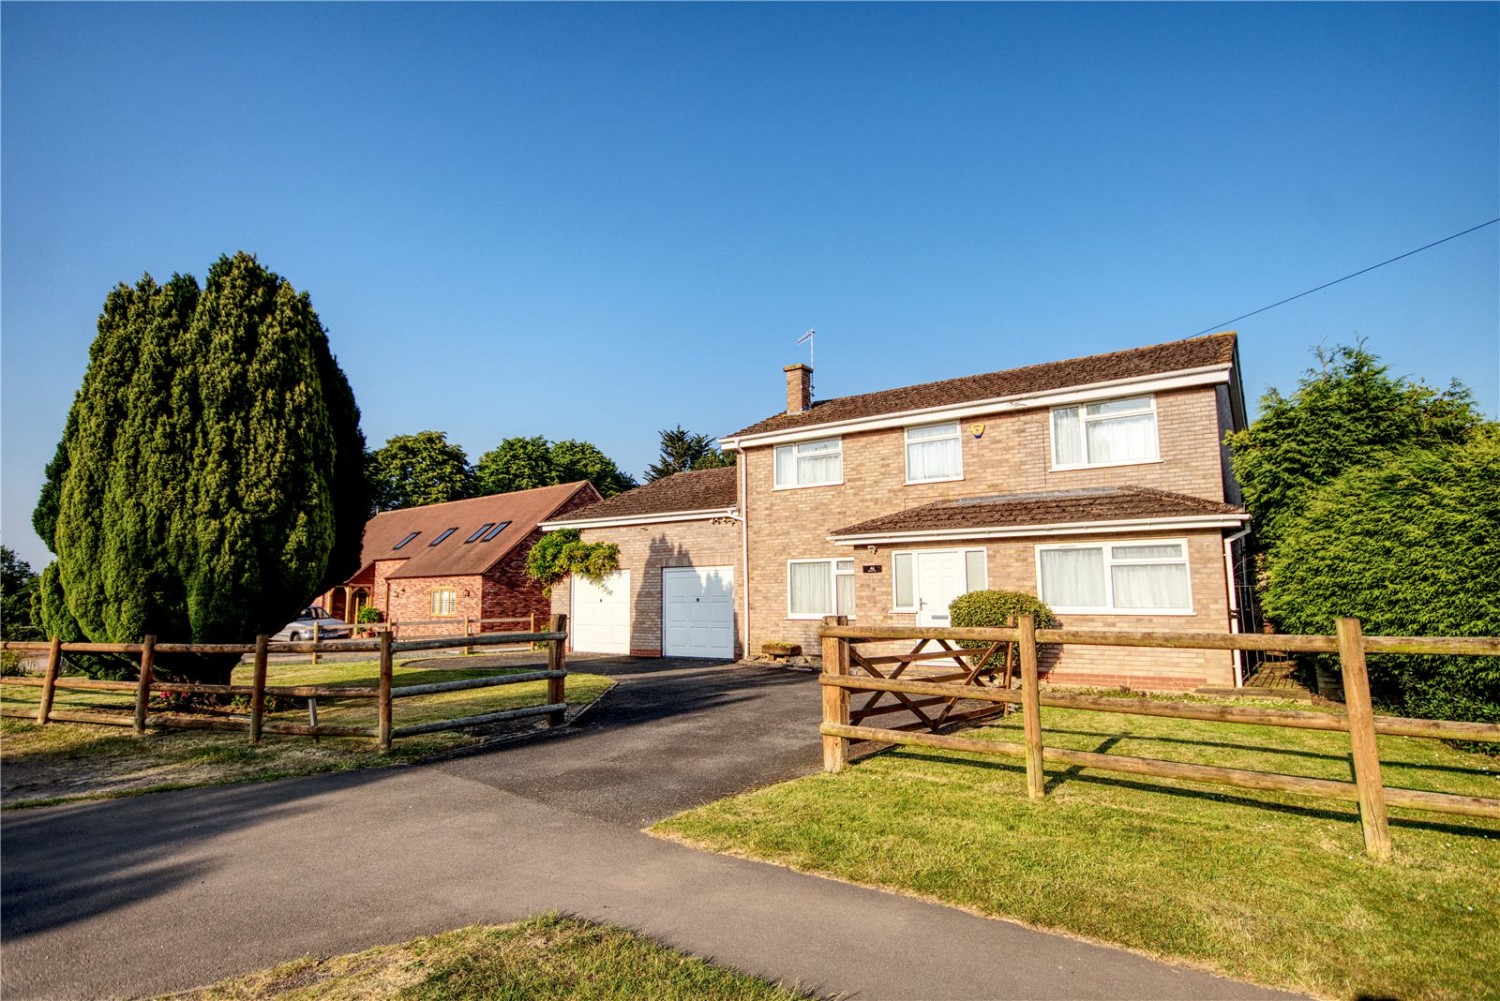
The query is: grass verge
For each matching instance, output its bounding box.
[1,655,612,809]
[653,698,1500,1001]
[170,913,815,1000]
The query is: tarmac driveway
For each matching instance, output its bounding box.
[1,655,1292,1000]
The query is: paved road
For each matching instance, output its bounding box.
[2,656,1293,1000]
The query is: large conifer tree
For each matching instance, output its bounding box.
[36,253,368,682]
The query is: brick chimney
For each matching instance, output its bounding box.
[784,364,812,415]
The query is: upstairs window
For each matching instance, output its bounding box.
[905,422,962,483]
[774,437,842,489]
[481,521,511,541]
[466,523,496,543]
[393,532,420,550]
[1051,395,1158,467]
[430,527,458,546]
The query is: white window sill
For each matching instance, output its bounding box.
[1049,457,1164,472]
[904,474,965,486]
[773,480,844,491]
[786,614,857,621]
[1049,606,1196,616]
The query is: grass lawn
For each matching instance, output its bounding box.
[1,654,612,809]
[172,914,814,1001]
[654,697,1500,1001]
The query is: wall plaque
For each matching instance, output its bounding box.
[861,564,883,573]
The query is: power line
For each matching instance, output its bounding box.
[1190,217,1500,337]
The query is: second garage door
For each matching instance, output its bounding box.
[571,570,631,654]
[662,566,735,659]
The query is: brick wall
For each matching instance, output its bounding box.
[741,386,1237,690]
[550,519,741,657]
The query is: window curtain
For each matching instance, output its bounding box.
[797,441,841,484]
[1086,413,1156,463]
[774,446,796,486]
[789,561,832,615]
[906,425,961,480]
[1111,563,1190,609]
[835,562,855,616]
[1052,408,1084,464]
[1039,548,1105,607]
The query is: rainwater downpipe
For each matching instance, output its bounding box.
[1223,525,1252,688]
[736,446,750,660]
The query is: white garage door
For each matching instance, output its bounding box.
[662,566,735,660]
[571,570,631,654]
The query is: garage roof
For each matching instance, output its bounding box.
[546,466,737,526]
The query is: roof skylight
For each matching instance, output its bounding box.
[466,523,496,543]
[481,521,511,542]
[393,532,420,550]
[430,527,458,546]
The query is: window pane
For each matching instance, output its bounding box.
[964,550,987,591]
[894,553,914,608]
[800,438,840,454]
[1112,563,1190,609]
[798,450,841,485]
[1039,548,1106,607]
[1086,396,1151,416]
[1086,412,1156,463]
[1052,408,1083,465]
[836,572,855,616]
[907,436,961,481]
[906,422,956,441]
[1112,543,1184,561]
[789,562,832,615]
[774,446,795,486]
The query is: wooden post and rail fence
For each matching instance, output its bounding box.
[0,615,568,754]
[819,615,1500,859]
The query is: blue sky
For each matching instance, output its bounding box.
[4,2,1497,571]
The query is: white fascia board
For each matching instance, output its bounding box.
[829,513,1249,546]
[719,365,1231,449]
[539,508,738,532]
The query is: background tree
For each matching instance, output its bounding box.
[367,431,476,511]
[474,436,555,495]
[1,546,42,640]
[1225,343,1480,552]
[550,439,636,497]
[34,253,368,682]
[475,436,636,498]
[1259,429,1499,723]
[644,425,734,482]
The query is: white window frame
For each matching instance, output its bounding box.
[904,421,964,485]
[1050,394,1160,470]
[431,588,457,617]
[1034,538,1194,615]
[786,558,856,619]
[890,547,988,613]
[773,437,843,490]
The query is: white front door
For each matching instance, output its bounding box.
[662,566,735,659]
[571,570,631,654]
[915,550,966,628]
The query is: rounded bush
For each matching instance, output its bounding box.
[949,590,1059,673]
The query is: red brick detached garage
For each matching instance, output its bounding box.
[321,481,601,635]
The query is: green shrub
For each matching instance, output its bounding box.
[1261,428,1500,724]
[356,605,384,624]
[949,590,1059,672]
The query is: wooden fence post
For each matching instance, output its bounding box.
[463,615,473,656]
[1337,617,1391,860]
[547,613,567,726]
[311,621,320,666]
[250,634,269,744]
[378,629,393,752]
[1019,614,1045,799]
[133,635,156,735]
[36,635,62,725]
[821,615,850,773]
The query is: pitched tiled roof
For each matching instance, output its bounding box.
[547,466,737,524]
[830,487,1244,538]
[347,481,601,582]
[726,332,1237,439]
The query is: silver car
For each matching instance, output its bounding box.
[273,606,352,642]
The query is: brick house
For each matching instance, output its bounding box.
[320,481,601,636]
[545,332,1255,691]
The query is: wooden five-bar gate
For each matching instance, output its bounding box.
[818,615,1500,859]
[1,615,569,753]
